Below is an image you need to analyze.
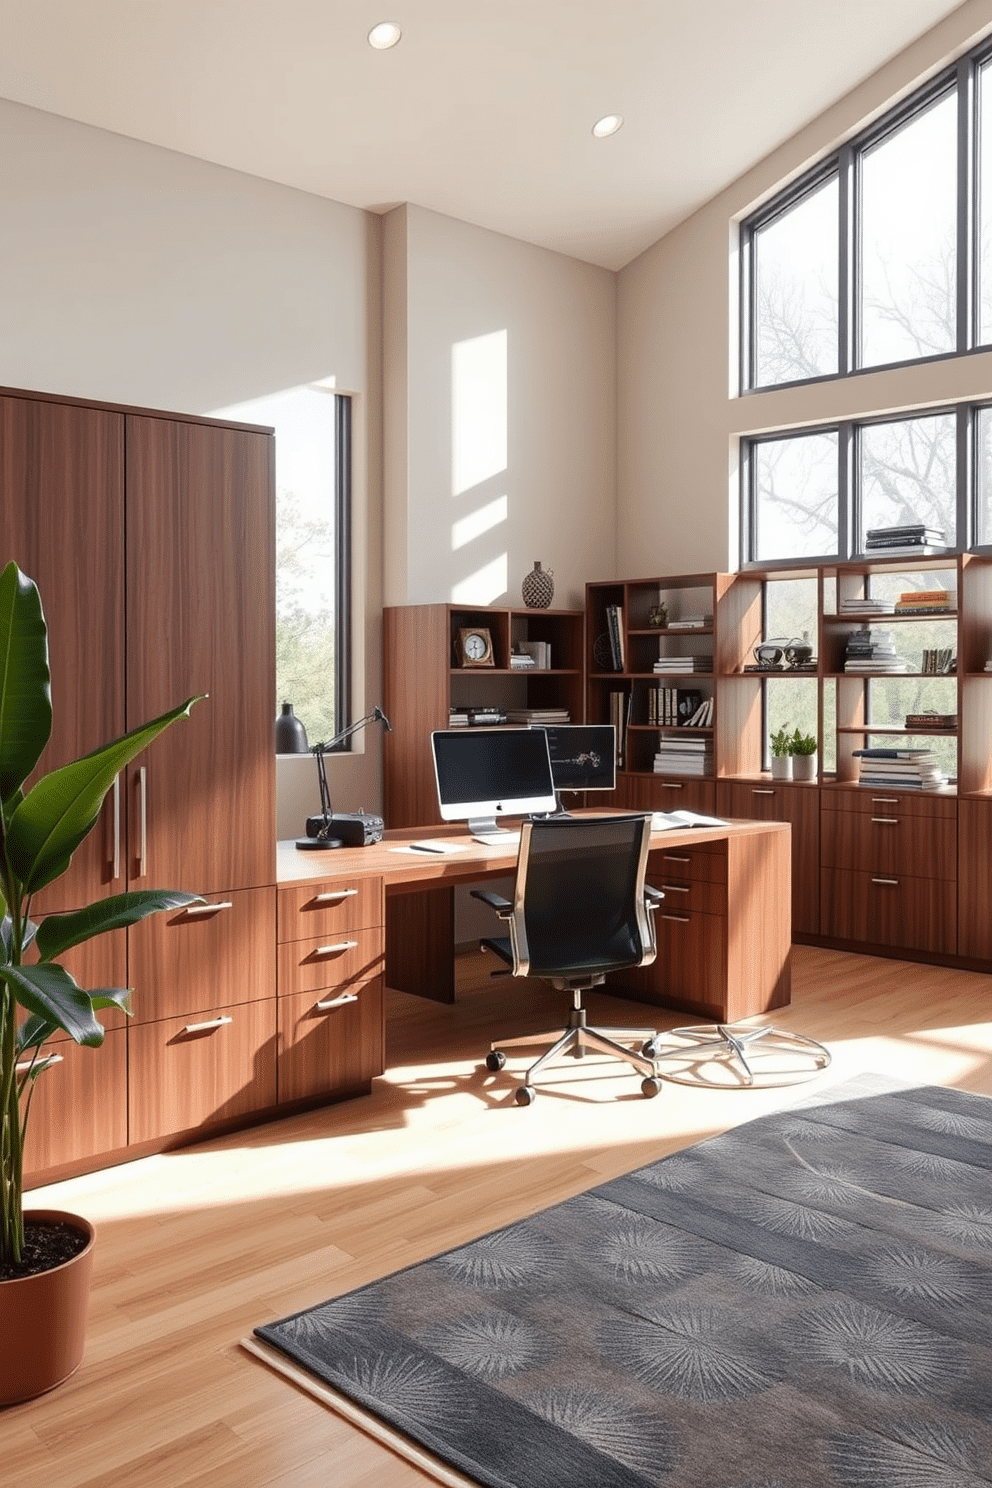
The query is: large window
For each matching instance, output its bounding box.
[211,386,351,745]
[751,174,839,386]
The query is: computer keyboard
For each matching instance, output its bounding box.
[472,830,521,847]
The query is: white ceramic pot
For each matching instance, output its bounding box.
[770,755,793,780]
[792,753,817,782]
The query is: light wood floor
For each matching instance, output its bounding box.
[5,945,992,1486]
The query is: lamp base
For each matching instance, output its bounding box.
[295,836,345,850]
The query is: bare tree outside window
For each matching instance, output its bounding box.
[860,414,957,547]
[753,177,838,387]
[753,432,839,561]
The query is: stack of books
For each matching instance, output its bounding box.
[905,710,957,730]
[893,587,955,615]
[654,732,713,776]
[666,612,713,631]
[853,747,947,790]
[839,595,891,615]
[648,687,713,726]
[515,640,551,668]
[448,710,470,726]
[864,523,947,556]
[467,708,507,726]
[920,647,955,674]
[653,654,713,674]
[503,707,569,724]
[509,651,536,669]
[843,627,909,673]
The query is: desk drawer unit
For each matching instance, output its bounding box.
[717,780,820,936]
[617,905,726,1018]
[277,926,385,998]
[820,867,956,955]
[821,805,956,880]
[128,998,278,1145]
[278,979,384,1104]
[278,876,384,942]
[650,841,725,886]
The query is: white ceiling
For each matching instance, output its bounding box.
[0,0,970,270]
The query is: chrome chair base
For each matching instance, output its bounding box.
[652,1021,831,1089]
[487,1001,662,1103]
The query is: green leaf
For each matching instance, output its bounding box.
[5,695,204,897]
[35,890,205,961]
[15,1050,62,1084]
[16,1012,58,1053]
[0,963,104,1045]
[0,562,52,806]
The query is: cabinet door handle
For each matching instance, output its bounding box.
[183,1016,233,1033]
[662,913,691,923]
[137,765,148,877]
[870,817,899,825]
[16,1054,63,1074]
[871,877,899,886]
[662,854,691,864]
[316,993,359,1010]
[112,773,121,881]
[752,788,776,795]
[660,883,690,893]
[659,782,684,790]
[183,901,234,916]
[870,797,899,805]
[314,889,358,903]
[316,940,359,956]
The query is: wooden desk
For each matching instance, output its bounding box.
[276,814,792,1024]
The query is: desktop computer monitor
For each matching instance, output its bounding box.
[431,727,557,837]
[539,723,617,798]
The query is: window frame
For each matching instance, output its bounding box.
[326,391,353,748]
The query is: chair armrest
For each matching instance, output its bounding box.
[470,888,513,917]
[644,885,665,909]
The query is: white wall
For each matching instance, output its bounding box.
[0,98,381,837]
[617,0,992,578]
[384,203,617,611]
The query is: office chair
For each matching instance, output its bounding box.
[471,813,665,1105]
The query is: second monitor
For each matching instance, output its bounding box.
[538,723,617,801]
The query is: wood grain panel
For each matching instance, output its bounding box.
[821,786,957,818]
[124,415,275,893]
[958,799,992,960]
[645,875,726,915]
[615,908,726,1017]
[128,886,276,1024]
[277,876,383,943]
[23,930,128,1039]
[20,1027,127,1179]
[277,977,384,1103]
[383,605,450,827]
[821,806,956,881]
[725,827,792,1018]
[277,926,385,998]
[0,393,125,912]
[385,886,456,1002]
[821,867,956,954]
[128,998,277,1144]
[626,775,717,815]
[649,842,726,884]
[717,780,820,936]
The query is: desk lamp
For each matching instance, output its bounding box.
[297,705,392,850]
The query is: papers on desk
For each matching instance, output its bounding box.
[651,810,728,831]
[391,840,471,855]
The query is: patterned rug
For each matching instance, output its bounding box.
[246,1076,992,1487]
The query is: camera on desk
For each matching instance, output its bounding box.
[304,810,384,847]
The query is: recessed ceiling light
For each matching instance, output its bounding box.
[368,21,402,50]
[592,114,624,139]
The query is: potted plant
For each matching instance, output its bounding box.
[790,727,818,782]
[769,725,793,780]
[0,560,204,1404]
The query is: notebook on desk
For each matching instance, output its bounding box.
[651,809,728,831]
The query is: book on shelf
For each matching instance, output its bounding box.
[466,708,507,725]
[448,711,470,726]
[651,809,727,831]
[904,711,957,729]
[509,654,536,669]
[653,656,713,673]
[606,605,625,671]
[864,525,946,548]
[920,648,955,674]
[861,544,949,557]
[516,640,550,668]
[897,589,953,605]
[504,708,570,723]
[839,597,892,613]
[609,689,630,768]
[852,747,938,759]
[892,603,955,615]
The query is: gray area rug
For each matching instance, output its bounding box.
[253,1075,992,1487]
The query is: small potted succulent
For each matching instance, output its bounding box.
[0,560,204,1403]
[769,725,793,780]
[789,727,818,782]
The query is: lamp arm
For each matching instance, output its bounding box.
[308,707,392,838]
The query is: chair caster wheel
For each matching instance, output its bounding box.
[641,1076,662,1098]
[515,1085,536,1106]
[485,1050,507,1072]
[641,1039,659,1059]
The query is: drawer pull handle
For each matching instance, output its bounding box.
[184,901,234,916]
[870,797,899,805]
[316,993,359,1010]
[316,940,359,955]
[752,788,776,795]
[662,913,691,923]
[663,854,691,864]
[112,773,121,881]
[660,883,690,893]
[16,1054,63,1074]
[314,889,359,903]
[183,1016,233,1033]
[870,817,899,825]
[138,765,148,877]
[871,877,899,887]
[660,782,684,790]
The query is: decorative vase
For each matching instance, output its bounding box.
[274,702,309,754]
[770,755,792,781]
[521,561,554,609]
[0,1210,95,1405]
[792,753,817,782]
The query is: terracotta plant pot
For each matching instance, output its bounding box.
[0,1210,95,1405]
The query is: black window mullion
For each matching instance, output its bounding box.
[958,55,975,352]
[740,226,754,394]
[838,145,853,375]
[958,403,974,550]
[839,422,854,559]
[333,393,352,739]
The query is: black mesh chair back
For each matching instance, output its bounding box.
[510,814,657,983]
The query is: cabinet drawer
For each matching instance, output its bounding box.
[277,978,384,1104]
[278,876,383,943]
[278,925,385,998]
[616,907,726,1017]
[649,842,726,885]
[716,781,819,938]
[128,999,277,1144]
[820,868,956,955]
[647,874,726,915]
[129,885,276,1024]
[823,787,957,820]
[821,807,956,880]
[22,1029,128,1180]
[644,777,716,815]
